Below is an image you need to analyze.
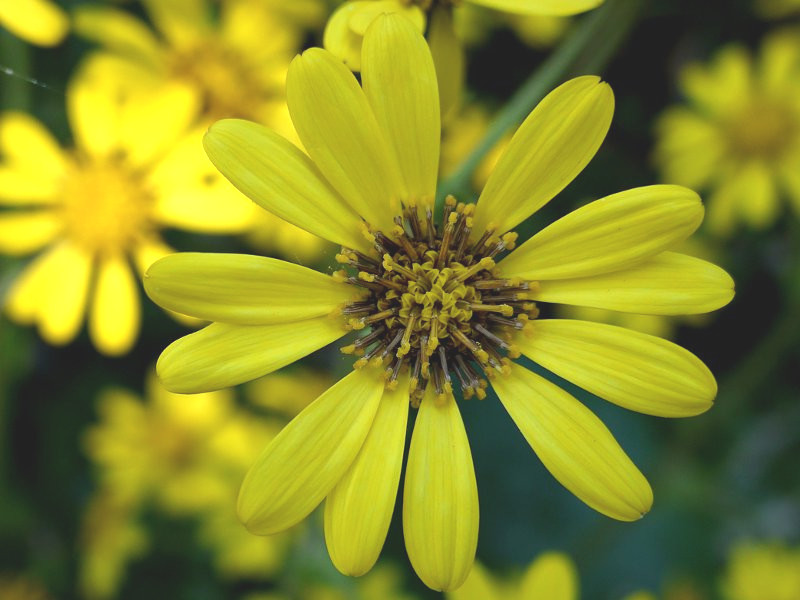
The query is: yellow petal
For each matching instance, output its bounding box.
[36,243,93,345]
[323,2,366,71]
[203,119,371,253]
[446,562,499,600]
[286,48,405,233]
[493,363,653,521]
[472,76,613,236]
[531,252,735,315]
[466,0,604,16]
[0,0,68,46]
[653,108,724,189]
[0,210,60,255]
[404,390,479,592]
[72,6,163,68]
[362,14,440,204]
[737,162,779,230]
[519,552,579,600]
[132,238,173,274]
[428,6,465,121]
[145,253,362,325]
[325,376,409,576]
[498,185,704,280]
[680,45,752,117]
[518,319,718,417]
[0,112,66,177]
[157,317,347,393]
[0,166,61,204]
[90,254,140,356]
[5,243,63,323]
[141,0,209,47]
[238,368,385,534]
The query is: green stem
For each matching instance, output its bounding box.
[437,0,643,203]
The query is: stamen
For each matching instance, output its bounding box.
[468,303,514,316]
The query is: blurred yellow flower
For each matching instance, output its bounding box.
[655,31,800,235]
[721,541,800,600]
[0,575,53,600]
[0,56,255,355]
[440,104,508,189]
[755,0,800,17]
[246,368,333,417]
[447,552,578,600]
[0,0,68,46]
[145,15,732,592]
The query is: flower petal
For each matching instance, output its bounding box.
[472,76,613,236]
[531,252,734,315]
[0,112,66,177]
[73,6,163,67]
[493,363,653,521]
[446,561,499,600]
[90,254,140,356]
[323,1,366,71]
[516,319,717,417]
[0,0,68,46]
[467,0,604,16]
[238,368,385,534]
[36,243,93,345]
[156,318,347,393]
[403,390,478,592]
[0,210,61,255]
[498,185,704,280]
[0,166,61,204]
[428,6,464,120]
[519,552,579,600]
[362,13,440,204]
[145,253,362,325]
[203,119,371,253]
[325,375,409,576]
[286,48,405,233]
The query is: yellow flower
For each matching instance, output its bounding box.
[721,541,800,600]
[654,31,800,235]
[0,0,68,46]
[145,15,733,591]
[324,0,603,116]
[73,0,304,127]
[755,0,800,17]
[447,552,578,600]
[0,56,254,355]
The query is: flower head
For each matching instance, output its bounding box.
[145,15,733,591]
[0,56,255,355]
[654,31,800,235]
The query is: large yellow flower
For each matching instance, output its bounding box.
[0,56,254,355]
[145,15,733,592]
[654,31,800,235]
[324,0,603,115]
[0,0,68,46]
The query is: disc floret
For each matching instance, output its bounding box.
[336,197,538,406]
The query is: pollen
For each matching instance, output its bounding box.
[60,157,156,254]
[339,196,538,406]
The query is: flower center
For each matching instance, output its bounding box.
[726,99,798,160]
[60,157,155,254]
[168,40,279,121]
[336,197,537,406]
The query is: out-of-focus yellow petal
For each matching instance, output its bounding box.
[680,45,752,117]
[0,167,61,204]
[90,254,140,356]
[404,390,478,592]
[518,319,717,417]
[446,561,499,600]
[0,0,68,46]
[204,119,371,253]
[238,368,385,534]
[654,108,725,189]
[323,1,368,71]
[362,14,440,204]
[36,243,93,345]
[707,163,779,235]
[531,252,734,315]
[5,243,63,323]
[0,112,66,177]
[473,76,613,236]
[428,6,465,121]
[141,0,209,47]
[132,238,173,274]
[498,185,703,280]
[0,210,60,254]
[493,364,653,521]
[73,6,163,68]
[286,48,405,233]
[325,377,409,576]
[519,552,579,600]
[467,0,604,16]
[156,317,347,393]
[145,253,362,325]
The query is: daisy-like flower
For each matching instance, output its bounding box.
[324,0,603,115]
[145,15,734,591]
[73,0,304,125]
[0,56,255,355]
[0,0,68,46]
[654,31,800,235]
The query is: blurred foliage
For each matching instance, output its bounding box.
[1,0,799,599]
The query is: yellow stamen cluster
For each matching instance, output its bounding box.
[337,196,538,407]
